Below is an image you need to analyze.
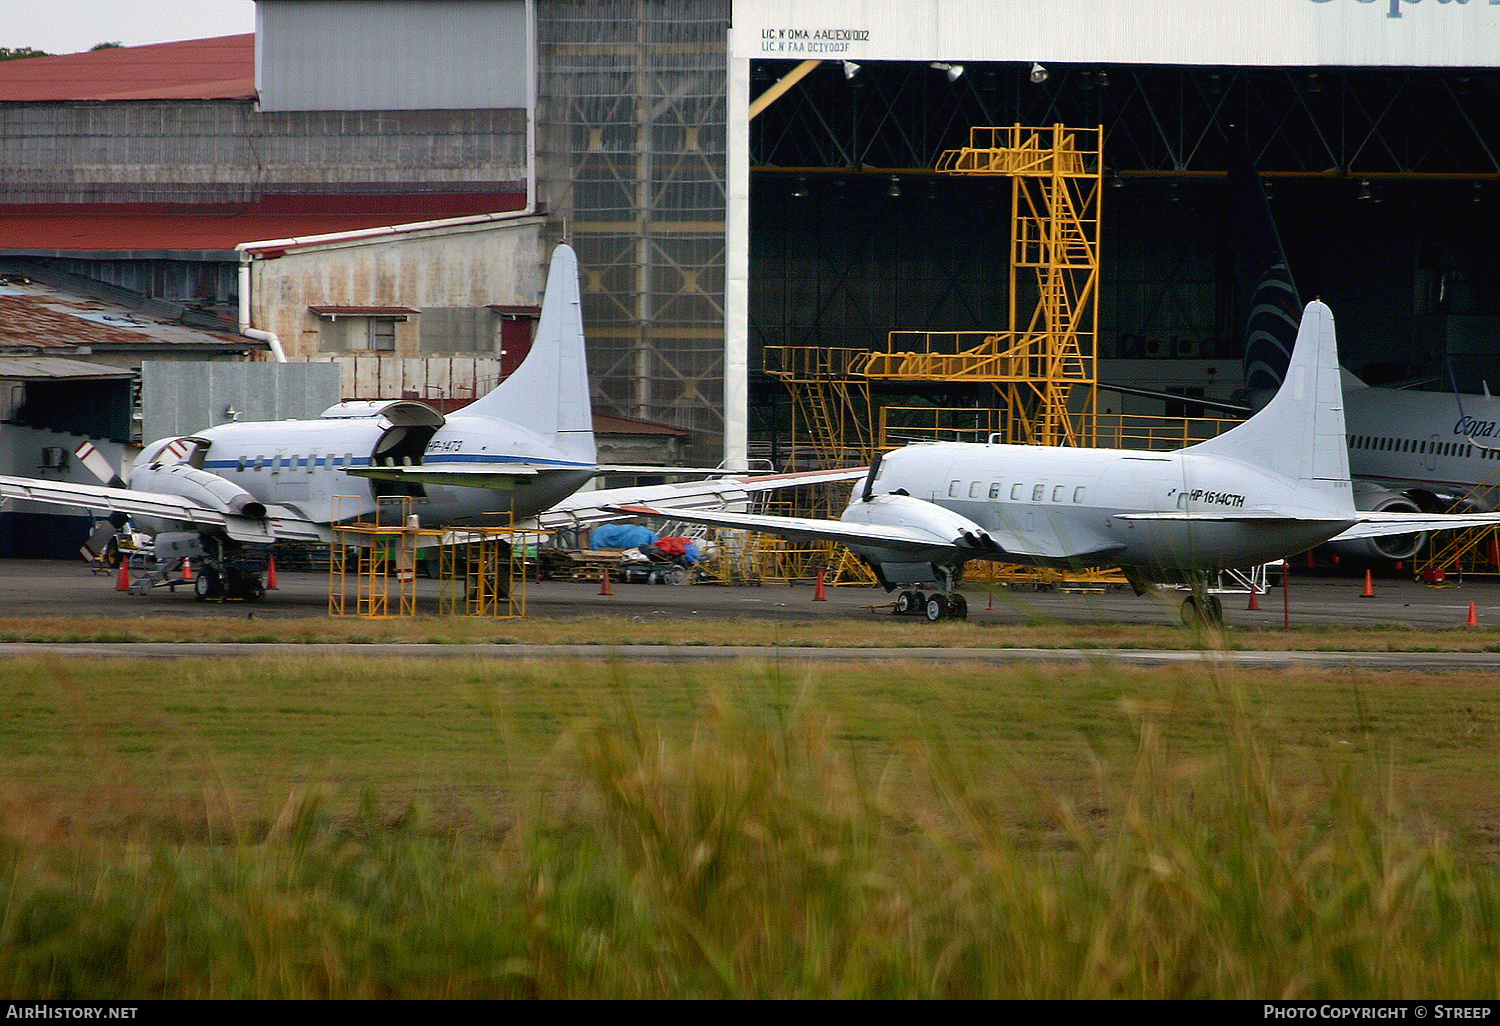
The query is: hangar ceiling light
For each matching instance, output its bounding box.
[1029,62,1048,84]
[930,61,964,82]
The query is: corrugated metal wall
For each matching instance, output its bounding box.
[0,103,527,205]
[257,0,530,112]
[142,361,343,441]
[537,0,731,464]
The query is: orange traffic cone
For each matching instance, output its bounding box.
[181,558,193,581]
[987,590,994,611]
[814,569,827,601]
[599,566,612,596]
[1467,601,1478,627]
[1360,569,1374,598]
[266,555,278,590]
[115,561,130,591]
[1247,588,1259,610]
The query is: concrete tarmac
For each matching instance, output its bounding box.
[0,557,1494,632]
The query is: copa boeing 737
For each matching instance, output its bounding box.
[1224,138,1500,563]
[615,301,1500,624]
[0,244,857,599]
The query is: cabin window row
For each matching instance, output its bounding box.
[1348,435,1484,459]
[949,479,1087,503]
[233,454,358,471]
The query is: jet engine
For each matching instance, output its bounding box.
[1327,488,1426,563]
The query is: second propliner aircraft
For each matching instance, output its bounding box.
[616,301,1500,623]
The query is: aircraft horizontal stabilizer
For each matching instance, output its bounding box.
[1113,512,1343,524]
[1330,511,1500,543]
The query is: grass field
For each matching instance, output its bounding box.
[2,637,1498,998]
[5,608,1500,652]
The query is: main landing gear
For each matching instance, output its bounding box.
[192,564,266,603]
[892,589,969,621]
[1178,573,1224,627]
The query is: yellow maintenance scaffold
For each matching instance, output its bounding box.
[865,123,1102,449]
[758,125,1103,585]
[328,495,533,618]
[754,125,1243,589]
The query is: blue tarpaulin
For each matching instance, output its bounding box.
[591,522,659,550]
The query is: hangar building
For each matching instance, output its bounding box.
[0,0,1493,473]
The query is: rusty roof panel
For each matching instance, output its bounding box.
[0,277,248,353]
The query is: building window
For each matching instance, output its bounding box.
[310,306,416,353]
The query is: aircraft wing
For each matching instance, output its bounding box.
[530,466,867,530]
[0,474,329,544]
[604,502,965,550]
[606,501,1127,566]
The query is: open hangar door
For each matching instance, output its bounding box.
[745,57,1500,443]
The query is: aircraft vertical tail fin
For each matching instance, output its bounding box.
[1193,300,1352,500]
[1227,134,1307,399]
[1228,134,1372,397]
[462,244,596,465]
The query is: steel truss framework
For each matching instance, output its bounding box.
[537,1,731,463]
[752,62,1500,177]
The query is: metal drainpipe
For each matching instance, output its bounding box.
[236,256,286,362]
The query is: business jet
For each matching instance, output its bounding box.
[0,244,858,600]
[614,301,1500,624]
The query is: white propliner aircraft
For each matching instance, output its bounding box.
[0,244,858,599]
[615,300,1500,623]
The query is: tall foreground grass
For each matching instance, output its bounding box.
[1,664,1496,998]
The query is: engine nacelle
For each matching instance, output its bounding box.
[841,492,996,549]
[1327,488,1425,563]
[130,462,267,520]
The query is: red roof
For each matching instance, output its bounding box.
[0,194,528,254]
[593,413,690,437]
[0,35,255,102]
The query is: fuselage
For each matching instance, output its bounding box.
[128,409,596,536]
[1344,385,1500,510]
[851,440,1355,575]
